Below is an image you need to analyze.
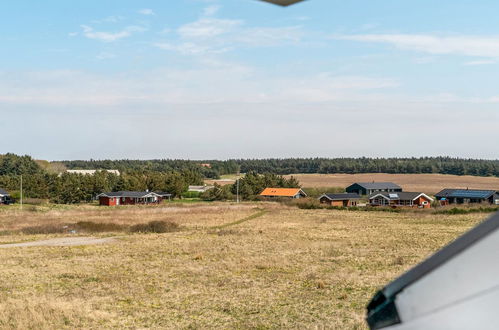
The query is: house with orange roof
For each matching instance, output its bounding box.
[259,187,307,199]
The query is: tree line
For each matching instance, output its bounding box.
[60,157,499,178]
[234,157,499,177]
[0,154,204,203]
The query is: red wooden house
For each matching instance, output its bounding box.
[97,191,171,206]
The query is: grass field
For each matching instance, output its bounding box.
[0,203,489,328]
[286,173,499,194]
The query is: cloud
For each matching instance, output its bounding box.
[0,67,399,107]
[335,34,499,58]
[138,9,155,16]
[464,59,496,66]
[81,25,146,42]
[178,18,243,38]
[203,5,220,17]
[96,52,116,60]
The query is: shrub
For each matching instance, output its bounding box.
[182,191,200,198]
[434,207,499,215]
[76,221,126,232]
[21,224,69,235]
[130,220,179,233]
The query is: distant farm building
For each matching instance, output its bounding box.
[188,185,214,193]
[435,189,499,205]
[97,191,171,206]
[369,192,433,208]
[66,169,120,176]
[346,182,402,196]
[0,189,12,205]
[318,193,361,207]
[199,163,212,168]
[259,188,307,199]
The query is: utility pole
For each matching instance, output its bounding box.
[20,175,23,211]
[236,171,240,203]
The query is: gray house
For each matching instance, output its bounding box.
[346,182,402,196]
[435,189,499,205]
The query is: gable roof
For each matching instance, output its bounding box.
[435,189,497,199]
[369,192,433,201]
[260,188,307,197]
[320,193,361,201]
[0,188,8,196]
[98,191,160,198]
[154,192,172,197]
[350,182,402,190]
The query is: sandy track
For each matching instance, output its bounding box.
[0,236,117,248]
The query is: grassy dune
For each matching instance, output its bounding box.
[0,203,489,328]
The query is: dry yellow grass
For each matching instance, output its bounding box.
[287,173,499,194]
[0,203,490,328]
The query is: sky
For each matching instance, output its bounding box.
[1,0,499,160]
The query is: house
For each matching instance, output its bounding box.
[369,192,433,208]
[188,185,214,193]
[435,189,499,205]
[346,182,402,196]
[97,191,171,206]
[318,193,361,207]
[64,169,120,176]
[0,188,12,205]
[259,188,307,199]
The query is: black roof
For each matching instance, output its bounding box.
[369,192,428,201]
[0,188,8,196]
[321,193,361,200]
[367,211,499,329]
[435,188,496,199]
[350,182,402,190]
[99,191,159,198]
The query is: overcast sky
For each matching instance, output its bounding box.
[1,0,499,160]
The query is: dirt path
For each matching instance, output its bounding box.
[0,236,117,248]
[212,210,267,229]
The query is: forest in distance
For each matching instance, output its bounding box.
[61,157,499,178]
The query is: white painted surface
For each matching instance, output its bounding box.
[389,285,499,330]
[394,228,499,324]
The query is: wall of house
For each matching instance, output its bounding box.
[346,184,366,196]
[99,197,117,206]
[414,196,432,208]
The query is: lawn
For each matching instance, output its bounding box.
[0,203,488,328]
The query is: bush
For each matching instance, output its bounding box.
[130,220,179,233]
[76,221,126,232]
[21,224,69,235]
[182,191,200,198]
[434,207,499,215]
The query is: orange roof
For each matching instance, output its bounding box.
[259,188,305,197]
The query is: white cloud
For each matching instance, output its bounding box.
[81,25,146,42]
[464,59,496,66]
[203,5,220,17]
[0,67,398,107]
[335,34,499,58]
[96,52,116,60]
[138,9,155,16]
[178,18,242,38]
